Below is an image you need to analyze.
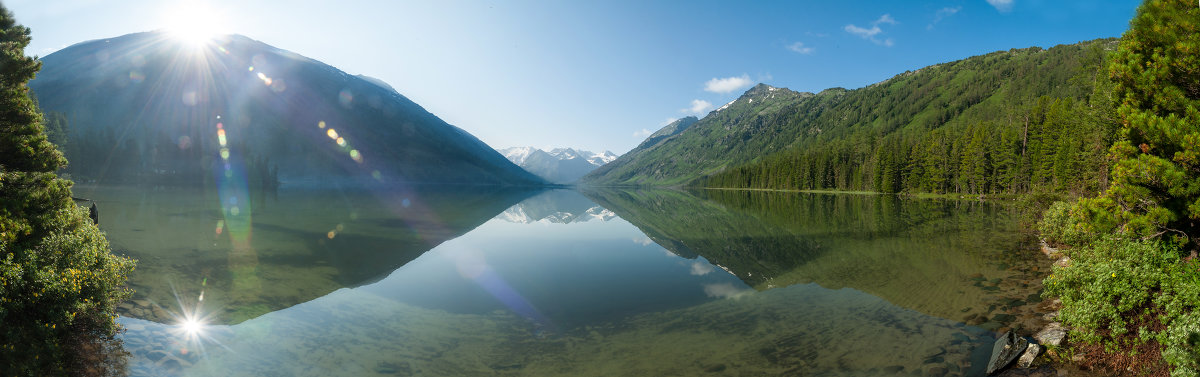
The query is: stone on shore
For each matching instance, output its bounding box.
[1034,322,1066,347]
[1018,343,1042,368]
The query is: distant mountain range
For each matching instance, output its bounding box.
[499,147,616,184]
[496,189,615,224]
[29,31,544,187]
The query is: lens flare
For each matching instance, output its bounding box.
[181,317,203,337]
[162,1,226,47]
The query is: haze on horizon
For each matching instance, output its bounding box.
[9,0,1139,154]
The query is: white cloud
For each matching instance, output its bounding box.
[690,261,714,276]
[662,117,678,126]
[632,237,654,246]
[928,6,962,30]
[787,41,814,54]
[845,14,898,46]
[704,283,752,299]
[682,99,713,115]
[987,0,1014,12]
[704,74,753,94]
[633,128,653,138]
[845,24,882,38]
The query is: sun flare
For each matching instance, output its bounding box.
[181,317,204,336]
[162,2,225,45]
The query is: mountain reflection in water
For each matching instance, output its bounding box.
[106,187,1049,376]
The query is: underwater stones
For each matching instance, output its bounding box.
[145,349,168,362]
[375,362,397,374]
[980,321,1003,332]
[157,354,191,371]
[883,365,904,373]
[926,365,949,376]
[987,331,1027,375]
[152,306,169,319]
[1034,323,1066,347]
[991,313,1016,323]
[1004,299,1026,310]
[703,364,727,373]
[1025,293,1043,304]
[1017,343,1041,368]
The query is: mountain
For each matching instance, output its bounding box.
[497,147,616,184]
[29,31,545,187]
[497,189,615,224]
[582,40,1117,194]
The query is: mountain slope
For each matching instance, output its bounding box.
[498,147,615,184]
[583,40,1117,193]
[30,31,545,186]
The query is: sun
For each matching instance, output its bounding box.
[162,2,226,46]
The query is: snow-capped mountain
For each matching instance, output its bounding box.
[501,146,539,165]
[496,190,616,224]
[497,147,617,184]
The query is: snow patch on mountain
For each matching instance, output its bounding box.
[497,147,617,184]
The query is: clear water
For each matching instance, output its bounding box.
[76,185,1051,376]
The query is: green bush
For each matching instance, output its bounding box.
[1044,237,1174,342]
[1038,200,1104,247]
[1163,311,1200,377]
[1043,235,1200,376]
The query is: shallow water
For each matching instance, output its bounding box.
[81,185,1051,376]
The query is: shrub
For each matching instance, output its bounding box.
[1044,235,1200,376]
[1038,200,1103,247]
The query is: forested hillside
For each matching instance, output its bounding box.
[586,39,1120,196]
[29,31,545,187]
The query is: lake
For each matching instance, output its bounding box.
[74,184,1054,376]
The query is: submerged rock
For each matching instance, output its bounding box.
[987,331,1028,375]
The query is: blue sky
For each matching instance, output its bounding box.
[10,0,1140,154]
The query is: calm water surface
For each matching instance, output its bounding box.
[77,185,1052,376]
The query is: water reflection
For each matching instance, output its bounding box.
[76,184,539,325]
[107,187,1051,376]
[498,189,615,223]
[585,189,1049,326]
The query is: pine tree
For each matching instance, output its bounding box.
[0,5,134,374]
[1079,0,1200,244]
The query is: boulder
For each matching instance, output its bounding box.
[1035,323,1067,347]
[987,331,1028,375]
[1018,343,1042,368]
